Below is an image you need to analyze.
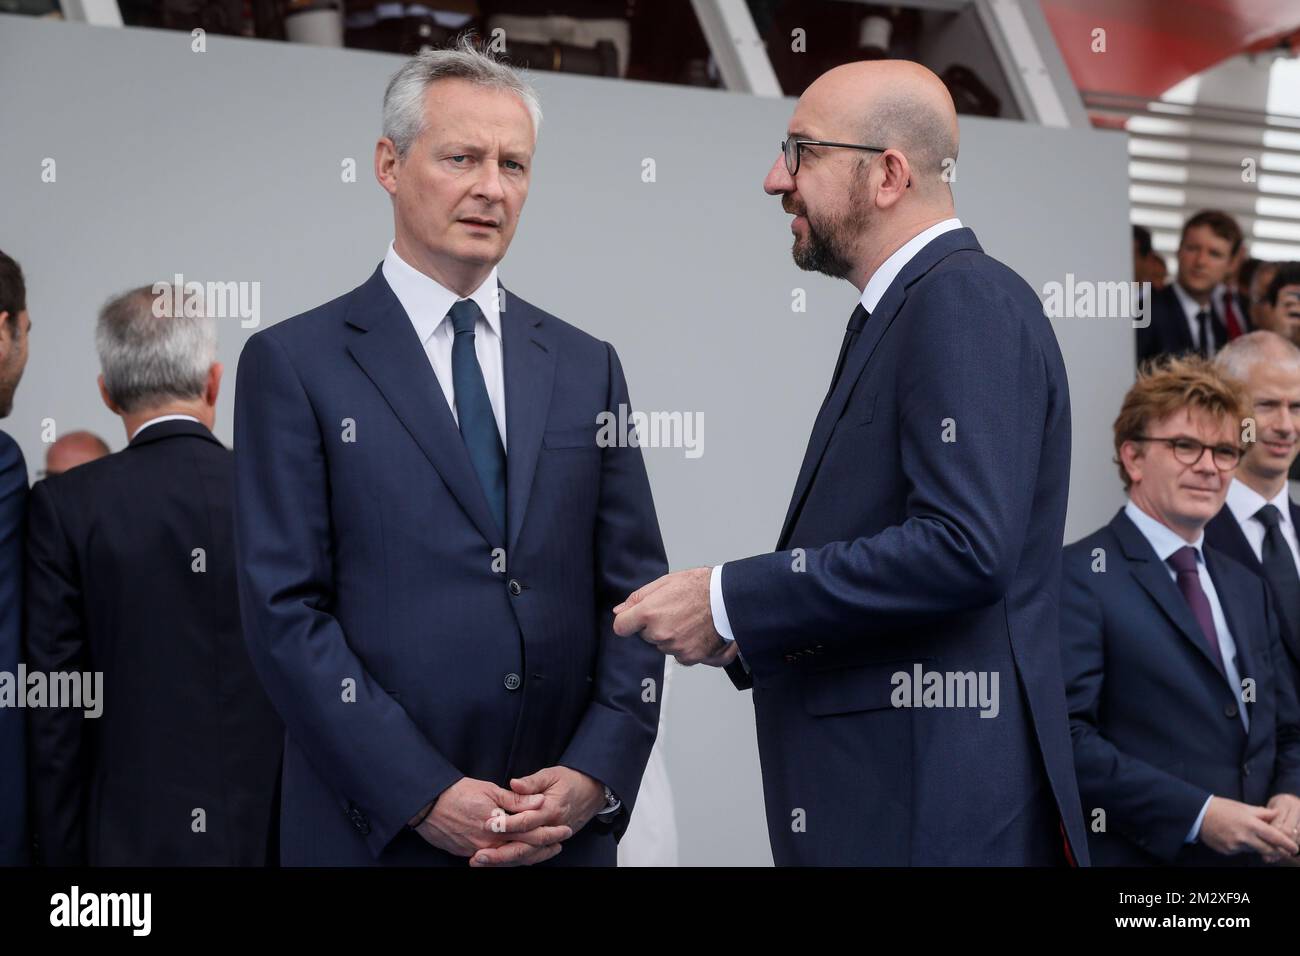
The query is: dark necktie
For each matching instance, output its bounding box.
[821,304,870,409]
[1255,503,1300,648]
[1196,308,1212,357]
[1167,546,1224,672]
[448,299,506,535]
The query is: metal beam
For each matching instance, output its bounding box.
[59,0,123,27]
[690,0,782,98]
[974,0,1086,127]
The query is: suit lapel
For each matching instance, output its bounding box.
[1205,547,1255,727]
[777,227,982,548]
[500,288,555,555]
[1113,510,1227,679]
[1205,508,1259,570]
[344,265,503,547]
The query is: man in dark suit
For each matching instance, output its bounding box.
[1136,210,1241,365]
[614,60,1087,866]
[0,250,31,865]
[24,284,282,865]
[233,39,666,867]
[1207,331,1300,688]
[1062,356,1300,866]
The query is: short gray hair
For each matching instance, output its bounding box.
[1216,329,1300,383]
[382,35,542,158]
[96,284,217,413]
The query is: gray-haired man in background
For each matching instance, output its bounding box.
[24,284,282,865]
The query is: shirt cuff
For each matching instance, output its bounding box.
[710,564,736,643]
[1186,795,1213,843]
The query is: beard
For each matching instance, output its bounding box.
[786,186,869,279]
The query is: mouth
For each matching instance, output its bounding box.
[1263,439,1296,456]
[459,217,500,229]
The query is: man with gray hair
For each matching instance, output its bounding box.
[234,38,666,866]
[24,284,282,865]
[1207,330,1300,688]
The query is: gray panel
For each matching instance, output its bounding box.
[0,14,1132,866]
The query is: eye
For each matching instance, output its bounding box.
[1172,439,1200,455]
[448,155,469,164]
[502,160,524,172]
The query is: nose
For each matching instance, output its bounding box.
[473,161,505,204]
[764,154,793,196]
[1191,445,1219,474]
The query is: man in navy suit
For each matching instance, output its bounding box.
[0,250,31,865]
[1207,331,1300,687]
[1136,210,1240,365]
[1062,356,1300,866]
[234,39,666,866]
[614,60,1087,865]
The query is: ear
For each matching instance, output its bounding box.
[374,137,400,197]
[873,149,913,209]
[1119,440,1144,486]
[97,374,121,415]
[206,362,223,407]
[0,311,9,352]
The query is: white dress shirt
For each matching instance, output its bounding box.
[381,242,508,449]
[1171,281,1215,355]
[1224,477,1300,570]
[131,413,203,440]
[1124,500,1248,843]
[710,218,965,643]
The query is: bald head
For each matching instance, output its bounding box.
[45,430,110,476]
[801,60,959,195]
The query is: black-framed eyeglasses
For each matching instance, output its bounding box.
[781,136,886,176]
[1132,435,1243,470]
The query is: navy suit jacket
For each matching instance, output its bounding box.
[720,228,1088,865]
[233,266,667,866]
[1205,500,1300,685]
[0,430,27,865]
[24,421,282,865]
[1061,509,1300,866]
[1135,284,1226,366]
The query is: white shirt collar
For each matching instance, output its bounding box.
[1226,476,1293,529]
[382,241,501,344]
[1125,498,1205,563]
[1171,280,1207,325]
[859,218,963,314]
[132,413,203,440]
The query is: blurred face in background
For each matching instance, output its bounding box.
[1176,224,1234,300]
[1122,407,1239,539]
[1238,358,1300,488]
[0,309,30,418]
[1266,282,1300,345]
[1250,262,1280,331]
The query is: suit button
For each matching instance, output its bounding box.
[508,579,522,596]
[1225,703,1239,718]
[504,673,522,691]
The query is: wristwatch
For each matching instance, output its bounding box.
[596,784,622,819]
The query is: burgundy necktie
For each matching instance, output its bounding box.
[1220,292,1244,339]
[1167,546,1224,672]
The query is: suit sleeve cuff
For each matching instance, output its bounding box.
[710,564,736,643]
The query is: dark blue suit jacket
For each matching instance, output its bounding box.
[1205,499,1300,686]
[0,430,27,865]
[233,266,667,866]
[1135,284,1226,366]
[720,228,1088,865]
[1061,509,1300,866]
